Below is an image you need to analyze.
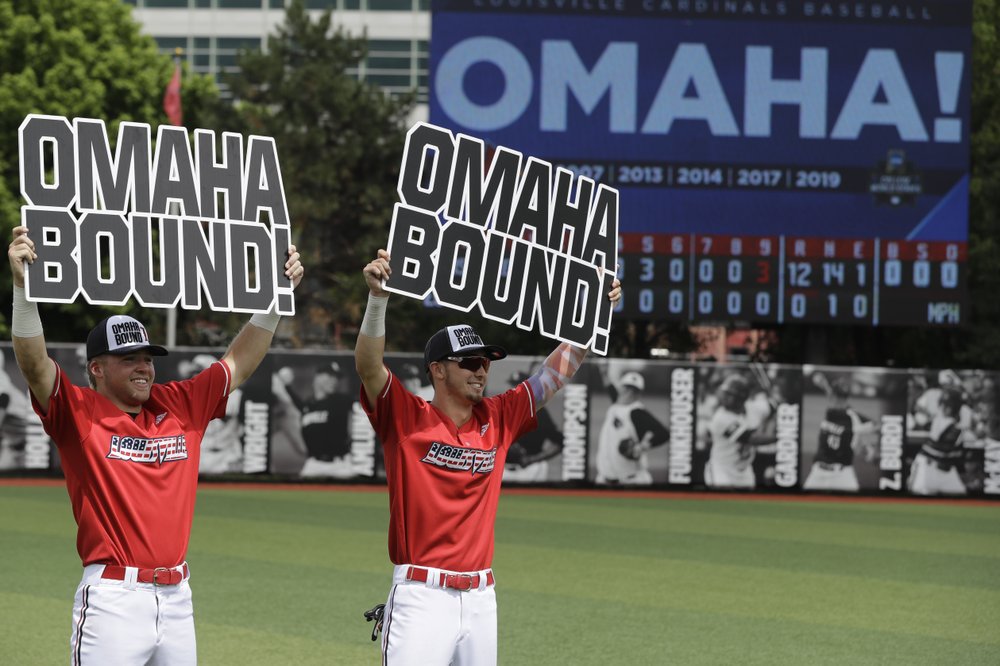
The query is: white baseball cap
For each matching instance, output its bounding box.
[86,315,168,360]
[619,371,645,391]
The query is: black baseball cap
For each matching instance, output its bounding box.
[423,324,507,369]
[508,370,531,385]
[939,386,964,413]
[86,315,168,360]
[401,363,423,379]
[316,361,343,376]
[718,374,750,400]
[831,376,852,397]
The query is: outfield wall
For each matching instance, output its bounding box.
[1,343,996,498]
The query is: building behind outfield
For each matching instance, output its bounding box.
[126,0,430,116]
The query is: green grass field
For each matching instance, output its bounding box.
[1,482,998,665]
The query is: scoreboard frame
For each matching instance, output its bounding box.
[428,1,973,328]
[615,232,966,326]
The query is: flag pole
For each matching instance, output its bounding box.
[165,47,184,347]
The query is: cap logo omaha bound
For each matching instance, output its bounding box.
[450,326,484,352]
[111,319,149,348]
[87,314,169,360]
[424,324,507,368]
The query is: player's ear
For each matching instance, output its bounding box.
[431,361,446,382]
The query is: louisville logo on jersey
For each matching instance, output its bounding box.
[106,434,189,464]
[421,441,496,476]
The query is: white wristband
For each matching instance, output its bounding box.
[360,293,388,338]
[11,286,43,338]
[249,309,281,333]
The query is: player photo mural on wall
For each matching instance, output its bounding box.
[799,366,901,494]
[592,361,671,486]
[696,363,803,491]
[270,355,357,479]
[905,368,990,496]
[0,346,33,470]
[974,371,1000,496]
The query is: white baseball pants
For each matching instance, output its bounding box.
[70,563,196,665]
[380,564,497,665]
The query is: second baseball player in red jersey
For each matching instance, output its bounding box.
[355,249,620,666]
[7,225,304,665]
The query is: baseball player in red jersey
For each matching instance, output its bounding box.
[355,249,620,666]
[7,226,303,665]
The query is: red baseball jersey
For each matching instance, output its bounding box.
[32,360,231,569]
[362,370,537,571]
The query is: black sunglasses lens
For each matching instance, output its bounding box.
[458,357,489,372]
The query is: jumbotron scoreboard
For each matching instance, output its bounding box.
[429,1,972,328]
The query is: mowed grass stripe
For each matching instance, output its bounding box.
[507,492,1000,533]
[184,553,390,645]
[0,530,81,601]
[0,591,75,666]
[195,621,376,666]
[496,495,1000,559]
[193,492,389,533]
[190,515,386,571]
[497,589,998,666]
[0,496,77,537]
[494,543,999,646]
[496,520,1000,591]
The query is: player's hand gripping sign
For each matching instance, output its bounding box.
[17,115,295,316]
[384,122,620,355]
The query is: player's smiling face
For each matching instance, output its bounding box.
[93,352,156,413]
[440,357,489,404]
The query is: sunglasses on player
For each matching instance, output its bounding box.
[444,356,491,372]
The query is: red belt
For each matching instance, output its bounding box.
[101,563,189,586]
[405,566,494,591]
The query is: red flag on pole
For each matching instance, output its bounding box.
[163,58,183,126]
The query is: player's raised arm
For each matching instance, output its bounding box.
[221,245,303,393]
[526,343,587,410]
[355,249,391,406]
[7,226,56,412]
[526,277,621,409]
